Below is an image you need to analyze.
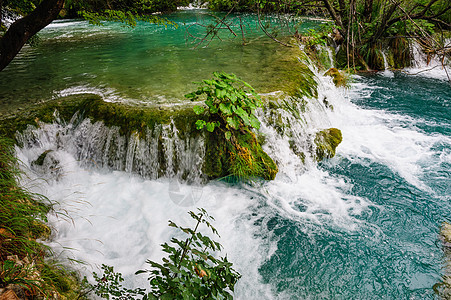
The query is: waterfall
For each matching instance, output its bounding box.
[407,40,450,80]
[16,117,206,183]
[13,51,451,299]
[326,46,335,68]
[381,51,394,77]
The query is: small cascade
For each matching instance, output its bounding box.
[381,51,394,77]
[325,47,335,68]
[314,44,335,69]
[259,61,340,179]
[16,117,206,183]
[408,40,450,80]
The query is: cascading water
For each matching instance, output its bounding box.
[6,11,451,299]
[381,51,394,77]
[16,116,206,182]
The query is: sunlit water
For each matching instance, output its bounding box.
[5,9,451,300]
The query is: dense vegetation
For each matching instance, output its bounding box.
[0,137,84,299]
[199,0,450,70]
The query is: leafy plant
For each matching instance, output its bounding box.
[88,209,241,299]
[304,23,335,47]
[0,260,42,293]
[185,72,262,141]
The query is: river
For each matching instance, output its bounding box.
[4,9,451,300]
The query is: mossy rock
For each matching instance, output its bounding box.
[0,94,203,139]
[31,150,53,167]
[1,93,278,181]
[203,129,278,181]
[324,68,347,87]
[0,94,101,139]
[434,222,451,298]
[314,128,342,161]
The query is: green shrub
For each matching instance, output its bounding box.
[88,209,241,299]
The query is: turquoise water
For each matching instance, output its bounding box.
[257,73,451,298]
[6,9,451,300]
[0,10,323,113]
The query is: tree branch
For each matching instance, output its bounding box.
[0,0,65,71]
[321,0,345,36]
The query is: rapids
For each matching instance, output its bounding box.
[4,9,451,300]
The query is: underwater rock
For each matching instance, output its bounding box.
[314,128,343,161]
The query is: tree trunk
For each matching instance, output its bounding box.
[0,0,64,71]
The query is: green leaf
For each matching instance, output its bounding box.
[225,131,232,140]
[195,120,206,130]
[193,105,205,115]
[219,102,232,115]
[226,117,239,130]
[249,116,261,129]
[184,92,196,99]
[234,106,250,126]
[215,88,226,99]
[206,122,216,132]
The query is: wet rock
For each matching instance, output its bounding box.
[324,68,347,87]
[314,128,343,161]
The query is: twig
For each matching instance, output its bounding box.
[256,7,293,47]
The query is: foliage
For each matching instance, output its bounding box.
[90,265,146,299]
[0,260,41,293]
[303,22,335,47]
[0,136,86,299]
[0,137,51,262]
[185,72,278,181]
[63,0,192,18]
[88,209,241,299]
[78,10,176,28]
[185,72,262,141]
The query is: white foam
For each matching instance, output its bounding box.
[404,41,451,81]
[14,49,450,298]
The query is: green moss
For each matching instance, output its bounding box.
[31,150,53,167]
[0,94,204,140]
[434,222,451,298]
[203,130,278,181]
[263,46,318,99]
[324,68,348,87]
[314,128,342,161]
[0,94,100,139]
